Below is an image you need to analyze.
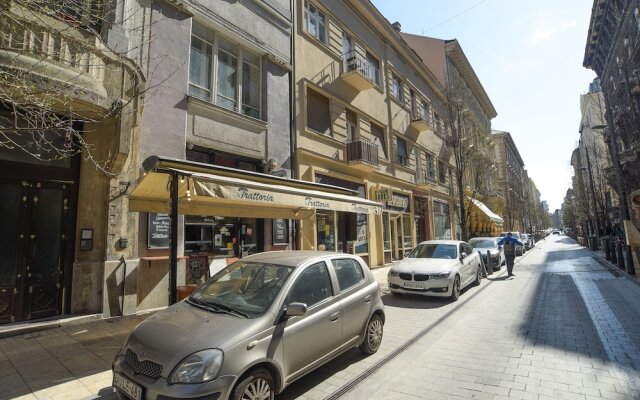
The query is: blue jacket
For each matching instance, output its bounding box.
[498,236,523,255]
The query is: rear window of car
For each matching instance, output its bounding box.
[331,258,365,292]
[409,243,457,259]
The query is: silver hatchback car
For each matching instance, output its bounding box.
[112,251,385,400]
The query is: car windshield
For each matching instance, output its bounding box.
[189,261,294,317]
[408,244,457,259]
[469,239,496,249]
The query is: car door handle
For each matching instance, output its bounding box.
[329,312,340,321]
[364,295,372,303]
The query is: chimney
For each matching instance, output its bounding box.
[391,21,401,32]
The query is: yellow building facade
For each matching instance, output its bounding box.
[293,0,458,267]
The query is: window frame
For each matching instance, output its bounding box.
[396,136,409,167]
[392,74,403,103]
[331,258,365,293]
[188,22,263,120]
[285,261,334,308]
[304,1,328,44]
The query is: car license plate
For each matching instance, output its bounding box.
[403,281,424,289]
[113,372,143,400]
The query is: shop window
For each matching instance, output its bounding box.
[434,201,451,239]
[307,88,331,135]
[316,211,335,251]
[189,22,262,119]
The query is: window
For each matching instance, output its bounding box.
[332,259,364,291]
[392,75,403,102]
[286,262,333,307]
[306,88,331,135]
[370,123,387,159]
[342,32,353,69]
[346,109,358,140]
[304,1,327,43]
[425,153,435,180]
[396,137,408,166]
[365,51,380,85]
[438,160,447,184]
[434,113,441,132]
[189,22,262,119]
[421,101,430,122]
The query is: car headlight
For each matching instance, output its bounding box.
[429,272,451,279]
[388,269,399,277]
[169,349,224,384]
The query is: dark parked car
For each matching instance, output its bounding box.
[113,251,385,400]
[469,237,505,270]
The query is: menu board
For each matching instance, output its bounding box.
[148,213,171,249]
[272,219,288,245]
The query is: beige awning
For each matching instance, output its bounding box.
[129,168,382,219]
[468,197,504,224]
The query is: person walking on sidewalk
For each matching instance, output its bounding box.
[498,232,523,277]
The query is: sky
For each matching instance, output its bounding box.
[371,0,597,211]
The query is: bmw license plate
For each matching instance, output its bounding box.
[403,281,424,289]
[113,372,143,400]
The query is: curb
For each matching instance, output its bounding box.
[0,307,165,339]
[584,246,640,287]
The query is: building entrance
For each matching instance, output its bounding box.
[0,178,75,323]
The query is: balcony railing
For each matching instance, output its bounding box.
[340,50,380,91]
[347,137,379,167]
[416,168,437,186]
[409,107,430,132]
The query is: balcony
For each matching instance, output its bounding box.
[416,168,437,189]
[409,108,430,132]
[340,51,379,92]
[346,137,379,172]
[0,4,141,117]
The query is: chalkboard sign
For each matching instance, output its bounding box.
[148,213,171,249]
[272,219,288,245]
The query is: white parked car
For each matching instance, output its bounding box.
[387,240,483,301]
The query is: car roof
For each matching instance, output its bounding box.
[469,237,497,241]
[417,240,464,245]
[239,250,349,267]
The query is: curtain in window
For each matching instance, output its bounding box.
[189,36,212,100]
[217,38,238,111]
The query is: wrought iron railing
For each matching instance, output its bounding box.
[347,137,379,166]
[343,50,380,86]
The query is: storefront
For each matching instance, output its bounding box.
[375,188,413,263]
[413,193,430,244]
[129,156,383,303]
[433,198,452,240]
[467,197,504,236]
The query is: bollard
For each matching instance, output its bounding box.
[611,240,618,264]
[616,241,625,270]
[603,236,611,260]
[486,250,493,275]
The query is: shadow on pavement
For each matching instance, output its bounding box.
[380,286,473,309]
[277,348,368,399]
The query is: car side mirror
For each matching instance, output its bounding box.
[460,252,467,260]
[286,302,308,317]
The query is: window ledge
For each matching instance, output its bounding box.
[186,95,268,131]
[395,163,414,174]
[302,128,344,146]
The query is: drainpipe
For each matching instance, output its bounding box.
[289,0,298,249]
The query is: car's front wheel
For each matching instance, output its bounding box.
[450,275,461,301]
[359,314,383,354]
[231,368,274,400]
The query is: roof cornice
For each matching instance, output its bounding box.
[444,40,497,118]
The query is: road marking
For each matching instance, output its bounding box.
[572,272,640,397]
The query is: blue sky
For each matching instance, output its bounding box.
[371,0,596,211]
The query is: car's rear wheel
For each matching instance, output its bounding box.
[450,275,461,301]
[359,314,383,354]
[473,266,481,286]
[231,368,274,400]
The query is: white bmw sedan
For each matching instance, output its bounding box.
[387,240,483,301]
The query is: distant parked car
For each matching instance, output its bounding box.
[498,232,525,256]
[468,237,504,270]
[387,240,483,301]
[113,251,385,400]
[521,234,535,250]
[551,230,561,235]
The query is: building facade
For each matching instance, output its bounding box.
[293,0,458,267]
[492,130,526,232]
[401,34,502,238]
[584,0,640,229]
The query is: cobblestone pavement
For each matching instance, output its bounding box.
[1,235,639,400]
